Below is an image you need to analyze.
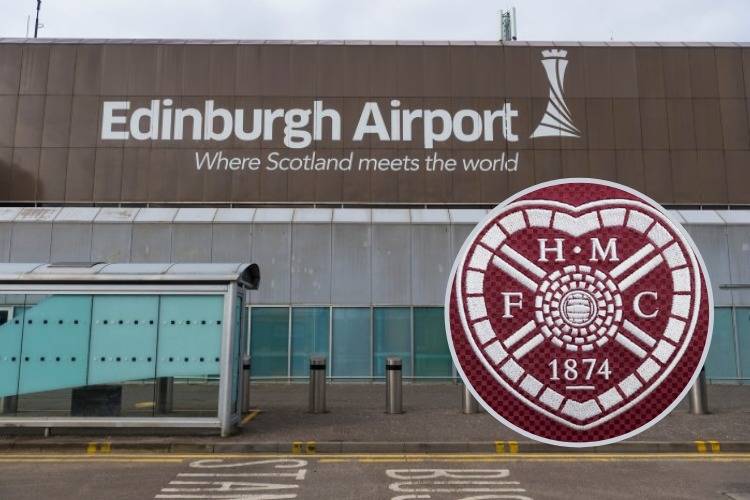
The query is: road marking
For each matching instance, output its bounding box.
[240,409,261,425]
[495,441,520,453]
[386,468,532,499]
[154,458,309,500]
[86,442,112,454]
[291,441,316,454]
[696,440,721,453]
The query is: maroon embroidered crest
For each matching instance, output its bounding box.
[446,179,713,447]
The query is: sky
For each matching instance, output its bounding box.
[0,0,749,42]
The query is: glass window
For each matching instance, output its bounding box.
[250,307,289,377]
[291,308,330,378]
[414,307,453,378]
[705,307,738,380]
[332,308,371,378]
[373,307,412,377]
[735,307,750,380]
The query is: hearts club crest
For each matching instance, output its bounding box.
[446,179,713,447]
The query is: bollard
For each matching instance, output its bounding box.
[0,395,17,415]
[386,357,403,414]
[308,355,327,413]
[156,377,174,414]
[241,355,252,413]
[689,368,709,415]
[461,384,479,414]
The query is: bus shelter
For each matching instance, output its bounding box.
[0,263,259,437]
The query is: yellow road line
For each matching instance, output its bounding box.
[1,452,750,462]
[240,409,261,425]
[0,458,183,463]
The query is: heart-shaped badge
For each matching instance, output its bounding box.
[446,179,712,447]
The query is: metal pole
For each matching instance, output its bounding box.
[461,384,479,414]
[34,0,41,38]
[241,355,251,413]
[156,377,174,414]
[308,355,326,413]
[385,357,403,414]
[689,368,709,415]
[0,395,18,415]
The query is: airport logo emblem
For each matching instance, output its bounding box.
[530,49,581,139]
[446,179,712,447]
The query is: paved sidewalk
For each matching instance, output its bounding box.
[0,382,748,453]
[240,382,750,443]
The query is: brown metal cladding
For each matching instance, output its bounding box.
[0,40,747,206]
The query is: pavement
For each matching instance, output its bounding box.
[0,382,749,454]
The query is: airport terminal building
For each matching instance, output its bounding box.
[0,39,748,410]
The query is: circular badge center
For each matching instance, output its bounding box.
[534,265,624,351]
[560,290,597,327]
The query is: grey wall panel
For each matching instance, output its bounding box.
[0,223,11,262]
[9,223,52,262]
[725,225,750,306]
[412,225,451,306]
[130,224,172,262]
[91,224,132,263]
[50,223,93,262]
[291,223,332,304]
[372,224,411,305]
[332,225,371,305]
[684,225,732,307]
[211,224,252,263]
[451,224,475,263]
[249,223,291,304]
[171,224,212,263]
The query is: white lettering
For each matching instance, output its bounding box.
[634,291,659,318]
[204,100,233,141]
[353,102,390,141]
[538,238,565,262]
[313,100,341,141]
[130,100,160,141]
[502,292,524,318]
[283,108,312,148]
[101,101,130,140]
[453,110,483,142]
[591,238,619,262]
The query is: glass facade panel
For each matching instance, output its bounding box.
[244,305,750,383]
[736,307,750,380]
[705,307,738,380]
[291,308,330,378]
[373,307,412,377]
[249,307,289,377]
[332,308,371,378]
[414,307,453,378]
